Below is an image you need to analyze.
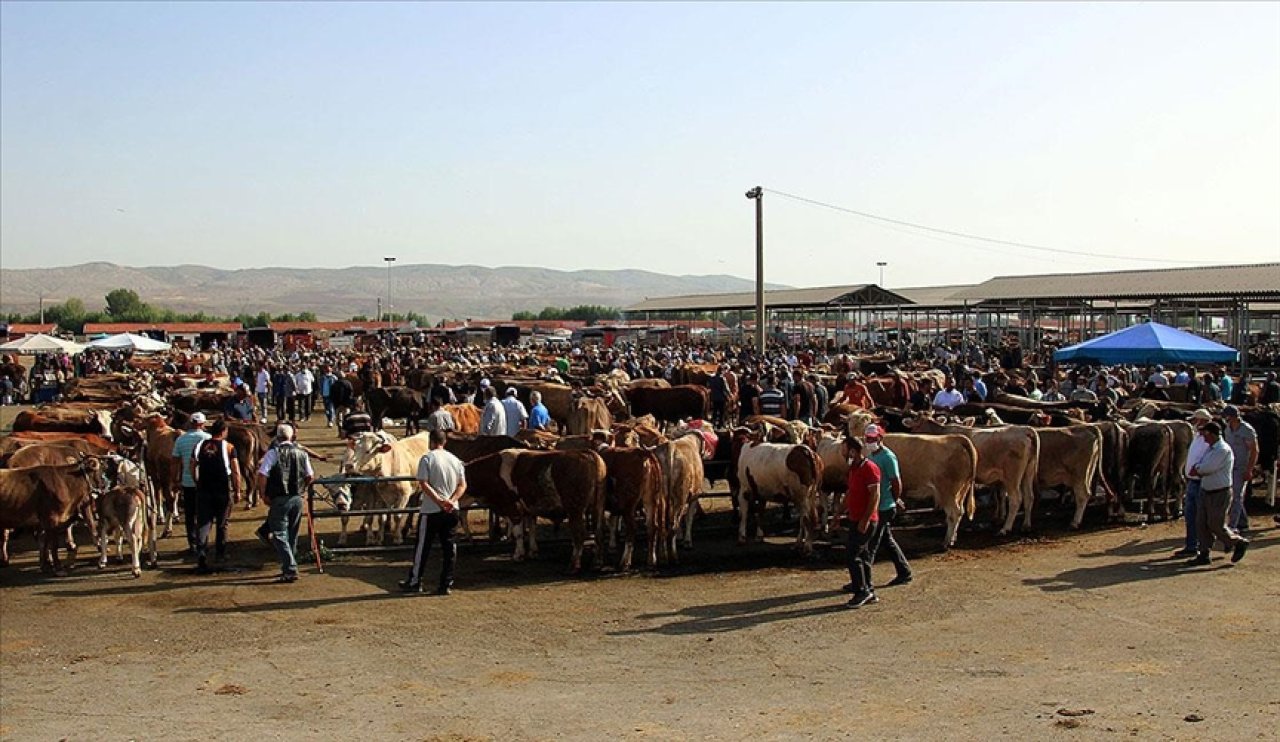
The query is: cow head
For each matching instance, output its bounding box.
[846,410,875,439]
[345,430,397,475]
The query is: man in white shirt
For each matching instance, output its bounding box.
[479,387,507,436]
[1174,409,1213,557]
[501,388,529,437]
[932,377,965,411]
[1147,366,1169,388]
[1186,422,1248,566]
[294,365,315,421]
[399,430,467,595]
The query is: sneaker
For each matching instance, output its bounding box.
[1185,554,1211,566]
[433,585,452,596]
[1231,540,1248,563]
[398,579,422,593]
[887,573,913,587]
[845,592,879,609]
[275,572,298,583]
[1171,547,1197,558]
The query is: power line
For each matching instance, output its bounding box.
[762,187,1214,266]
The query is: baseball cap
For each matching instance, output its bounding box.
[190,412,207,425]
[1190,409,1212,422]
[479,378,491,388]
[864,424,883,440]
[1221,405,1239,418]
[506,387,517,396]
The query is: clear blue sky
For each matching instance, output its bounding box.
[2,2,1277,288]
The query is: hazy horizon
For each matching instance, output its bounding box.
[3,3,1278,288]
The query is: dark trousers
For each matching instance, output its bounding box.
[869,508,912,579]
[274,395,288,420]
[710,398,727,427]
[407,510,459,589]
[182,487,199,552]
[195,489,231,561]
[846,524,875,597]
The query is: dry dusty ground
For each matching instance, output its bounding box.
[1,407,1278,741]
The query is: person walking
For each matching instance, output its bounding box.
[255,424,313,582]
[1173,409,1213,557]
[398,430,468,595]
[862,424,912,586]
[1186,422,1248,566]
[171,412,211,557]
[294,363,315,421]
[1221,405,1258,533]
[254,363,271,423]
[841,436,881,608]
[319,365,338,428]
[192,420,242,573]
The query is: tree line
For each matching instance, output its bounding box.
[2,289,326,334]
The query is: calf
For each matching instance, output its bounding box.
[96,485,147,576]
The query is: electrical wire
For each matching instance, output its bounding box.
[762,187,1215,266]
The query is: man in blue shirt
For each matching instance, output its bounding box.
[528,391,552,431]
[171,412,211,556]
[863,424,912,585]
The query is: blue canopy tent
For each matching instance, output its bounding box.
[1054,321,1239,365]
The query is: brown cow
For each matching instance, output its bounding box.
[567,397,612,436]
[596,445,665,570]
[462,449,607,572]
[628,385,709,426]
[443,404,482,434]
[0,432,116,465]
[12,408,114,439]
[0,458,107,572]
[141,415,182,538]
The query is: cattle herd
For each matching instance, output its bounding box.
[1,346,1278,583]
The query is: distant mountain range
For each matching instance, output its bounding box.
[0,262,788,321]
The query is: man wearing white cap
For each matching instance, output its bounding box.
[1173,408,1213,557]
[172,412,211,556]
[501,387,528,437]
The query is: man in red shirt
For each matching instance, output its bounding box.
[842,436,882,608]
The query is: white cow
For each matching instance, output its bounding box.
[735,439,823,554]
[342,431,432,545]
[96,485,146,577]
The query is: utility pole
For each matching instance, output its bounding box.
[746,186,764,352]
[38,291,45,325]
[876,261,887,287]
[384,256,396,331]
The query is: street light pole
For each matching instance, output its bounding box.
[746,186,764,353]
[384,256,396,331]
[876,261,887,287]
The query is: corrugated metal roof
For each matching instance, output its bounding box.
[83,322,243,334]
[626,284,914,313]
[949,262,1280,303]
[888,284,977,309]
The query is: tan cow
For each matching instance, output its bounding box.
[814,429,977,548]
[652,432,706,564]
[906,417,1041,535]
[95,485,147,577]
[1035,425,1115,529]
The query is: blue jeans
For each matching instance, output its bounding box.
[267,496,303,576]
[1183,479,1201,551]
[323,396,336,424]
[1229,469,1249,531]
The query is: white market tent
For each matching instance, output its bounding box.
[0,332,87,355]
[87,332,172,352]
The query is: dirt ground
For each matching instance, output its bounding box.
[1,407,1278,741]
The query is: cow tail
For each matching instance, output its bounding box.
[593,453,608,559]
[965,444,978,521]
[643,451,665,549]
[1023,428,1040,517]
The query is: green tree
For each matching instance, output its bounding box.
[104,288,148,319]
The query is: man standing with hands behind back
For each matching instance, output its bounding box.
[841,436,881,609]
[399,429,468,596]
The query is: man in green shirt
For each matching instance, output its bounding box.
[863,424,913,586]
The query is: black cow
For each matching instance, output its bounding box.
[365,386,427,435]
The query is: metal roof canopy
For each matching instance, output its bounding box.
[626,284,914,313]
[950,262,1280,304]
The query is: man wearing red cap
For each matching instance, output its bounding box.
[841,436,881,608]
